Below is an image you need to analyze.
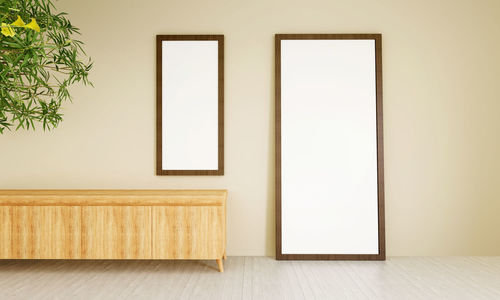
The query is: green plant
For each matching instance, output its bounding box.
[0,0,92,133]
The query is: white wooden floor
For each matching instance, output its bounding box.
[0,257,499,299]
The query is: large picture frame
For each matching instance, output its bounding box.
[275,34,385,260]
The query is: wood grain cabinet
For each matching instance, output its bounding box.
[0,190,227,272]
[0,206,81,259]
[81,206,152,259]
[152,206,224,259]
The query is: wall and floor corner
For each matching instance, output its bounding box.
[0,0,499,257]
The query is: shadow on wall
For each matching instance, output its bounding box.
[266,36,276,256]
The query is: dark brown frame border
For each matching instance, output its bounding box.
[156,35,224,176]
[275,34,385,260]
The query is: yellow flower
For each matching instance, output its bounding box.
[1,23,15,37]
[25,18,40,32]
[11,15,25,27]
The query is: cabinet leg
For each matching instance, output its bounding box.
[216,258,224,272]
[223,250,227,260]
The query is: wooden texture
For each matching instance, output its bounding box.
[216,259,224,272]
[152,206,224,259]
[0,190,227,206]
[0,207,12,258]
[81,206,151,259]
[156,35,224,176]
[0,190,226,267]
[1,257,500,299]
[275,34,385,260]
[0,206,80,259]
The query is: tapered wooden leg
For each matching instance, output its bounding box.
[216,258,224,272]
[223,250,227,260]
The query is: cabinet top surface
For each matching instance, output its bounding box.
[0,190,227,206]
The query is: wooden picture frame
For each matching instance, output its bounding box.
[156,35,224,176]
[275,34,385,260]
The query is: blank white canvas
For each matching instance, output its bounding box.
[281,40,379,254]
[162,41,218,170]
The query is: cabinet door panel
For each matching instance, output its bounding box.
[152,206,224,259]
[0,206,81,259]
[81,206,151,259]
[0,207,12,258]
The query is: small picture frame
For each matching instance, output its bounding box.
[156,35,224,175]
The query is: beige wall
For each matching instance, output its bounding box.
[1,0,500,256]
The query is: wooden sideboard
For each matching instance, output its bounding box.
[0,190,227,272]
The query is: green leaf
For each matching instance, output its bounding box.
[0,0,92,133]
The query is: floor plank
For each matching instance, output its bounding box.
[0,257,499,299]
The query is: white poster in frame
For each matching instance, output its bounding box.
[275,34,385,260]
[156,35,224,175]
